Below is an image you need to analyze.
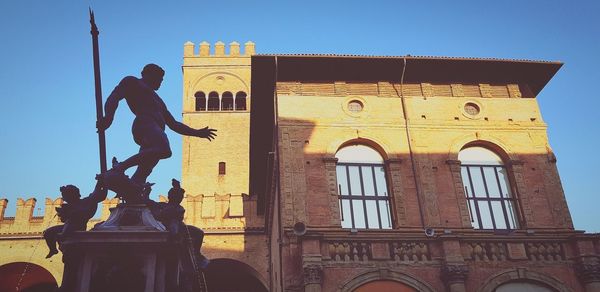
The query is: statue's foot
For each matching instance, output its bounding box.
[46,249,59,259]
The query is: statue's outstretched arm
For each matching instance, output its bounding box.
[163,101,217,141]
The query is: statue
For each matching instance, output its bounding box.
[43,178,108,258]
[146,179,209,269]
[97,64,216,200]
[98,63,217,184]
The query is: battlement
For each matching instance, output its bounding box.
[183,41,255,57]
[0,193,263,235]
[0,197,120,235]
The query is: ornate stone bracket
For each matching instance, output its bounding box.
[441,263,469,285]
[303,264,323,286]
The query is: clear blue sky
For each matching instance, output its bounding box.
[0,1,598,232]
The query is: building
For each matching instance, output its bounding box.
[0,41,599,292]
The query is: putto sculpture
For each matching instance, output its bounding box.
[43,178,108,258]
[147,179,209,269]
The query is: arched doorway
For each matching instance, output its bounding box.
[0,262,57,292]
[354,280,417,292]
[203,258,267,292]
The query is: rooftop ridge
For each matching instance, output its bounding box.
[254,53,562,64]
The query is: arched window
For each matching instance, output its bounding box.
[459,146,518,230]
[336,144,392,229]
[221,91,234,111]
[207,91,219,111]
[195,91,206,111]
[235,91,247,111]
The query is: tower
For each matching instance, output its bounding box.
[181,41,254,197]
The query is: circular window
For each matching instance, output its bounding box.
[464,102,480,116]
[348,100,364,113]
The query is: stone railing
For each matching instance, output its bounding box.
[462,239,566,262]
[322,239,432,263]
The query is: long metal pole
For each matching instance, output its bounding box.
[90,9,107,173]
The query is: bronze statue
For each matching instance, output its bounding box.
[43,179,108,258]
[146,179,209,269]
[98,64,216,186]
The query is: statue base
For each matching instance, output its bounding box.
[58,204,180,292]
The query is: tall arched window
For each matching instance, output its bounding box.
[235,91,247,111]
[195,91,206,111]
[459,146,519,230]
[221,91,234,111]
[207,91,220,111]
[336,144,392,229]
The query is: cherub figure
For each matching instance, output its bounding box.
[43,179,107,258]
[146,179,209,269]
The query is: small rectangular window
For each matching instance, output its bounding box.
[218,162,226,175]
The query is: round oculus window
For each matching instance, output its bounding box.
[464,102,480,116]
[347,100,364,113]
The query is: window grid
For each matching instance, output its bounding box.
[337,163,392,229]
[462,164,518,230]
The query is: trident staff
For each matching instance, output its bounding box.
[90,9,107,173]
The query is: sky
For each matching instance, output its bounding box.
[0,1,599,232]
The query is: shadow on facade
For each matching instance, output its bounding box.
[252,110,584,291]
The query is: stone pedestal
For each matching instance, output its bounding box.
[58,204,181,292]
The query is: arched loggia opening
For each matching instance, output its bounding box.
[222,91,234,111]
[235,91,247,111]
[204,258,267,292]
[0,262,58,292]
[208,91,220,111]
[195,91,206,111]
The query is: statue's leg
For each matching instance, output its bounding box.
[43,224,64,258]
[131,158,159,184]
[115,121,171,177]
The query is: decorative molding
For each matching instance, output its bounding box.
[303,264,323,285]
[576,256,600,284]
[441,263,469,284]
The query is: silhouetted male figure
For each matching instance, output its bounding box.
[43,179,108,258]
[98,64,216,184]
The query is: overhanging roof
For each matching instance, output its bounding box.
[255,54,562,96]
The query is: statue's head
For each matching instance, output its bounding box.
[60,185,81,203]
[141,63,165,90]
[168,179,184,205]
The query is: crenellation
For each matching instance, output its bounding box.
[43,198,62,224]
[183,41,194,57]
[229,41,240,56]
[183,40,255,57]
[215,41,225,56]
[199,41,210,56]
[244,41,255,56]
[0,193,254,234]
[0,198,7,219]
[15,198,36,225]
